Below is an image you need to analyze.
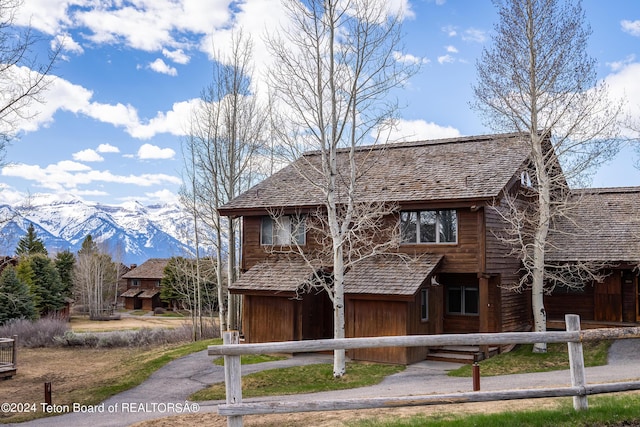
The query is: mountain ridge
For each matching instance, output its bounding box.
[0,193,195,265]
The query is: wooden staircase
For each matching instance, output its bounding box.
[426,345,499,364]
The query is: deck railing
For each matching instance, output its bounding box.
[0,335,17,378]
[208,315,640,427]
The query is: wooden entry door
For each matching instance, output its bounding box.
[594,274,622,322]
[301,290,333,340]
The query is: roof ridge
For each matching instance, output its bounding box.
[302,132,528,156]
[577,186,640,194]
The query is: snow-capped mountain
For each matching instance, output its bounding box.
[0,193,196,265]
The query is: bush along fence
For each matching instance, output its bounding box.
[0,335,17,379]
[208,314,640,427]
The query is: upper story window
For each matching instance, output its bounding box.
[261,215,306,246]
[400,210,457,244]
[132,279,140,286]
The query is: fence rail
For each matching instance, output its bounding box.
[208,315,640,427]
[0,335,17,379]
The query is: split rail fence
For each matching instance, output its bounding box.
[0,335,17,379]
[208,315,640,427]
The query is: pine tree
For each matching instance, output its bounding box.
[17,254,65,316]
[0,266,36,324]
[55,249,75,298]
[15,223,48,257]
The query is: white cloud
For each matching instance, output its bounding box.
[445,45,458,53]
[621,20,640,37]
[97,143,120,153]
[162,48,190,64]
[0,184,28,205]
[437,54,455,64]
[51,33,85,58]
[73,149,104,162]
[607,55,636,72]
[442,25,457,37]
[143,188,180,204]
[137,143,176,160]
[462,28,487,43]
[2,161,181,194]
[393,51,429,65]
[603,61,640,122]
[385,119,461,142]
[149,58,178,76]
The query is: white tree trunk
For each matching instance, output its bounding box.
[332,245,346,378]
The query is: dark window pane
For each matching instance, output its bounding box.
[261,217,273,245]
[447,287,462,313]
[439,210,457,243]
[419,211,436,242]
[464,287,479,314]
[400,212,417,243]
[420,288,428,320]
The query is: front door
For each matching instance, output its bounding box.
[594,274,622,322]
[301,289,333,340]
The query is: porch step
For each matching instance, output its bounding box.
[426,346,499,364]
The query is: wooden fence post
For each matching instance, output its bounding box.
[12,335,17,369]
[223,331,243,427]
[565,314,588,411]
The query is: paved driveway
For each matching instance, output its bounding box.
[9,339,640,427]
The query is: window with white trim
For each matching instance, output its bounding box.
[261,215,306,246]
[446,285,479,315]
[400,210,457,244]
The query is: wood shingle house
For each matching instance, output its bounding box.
[218,133,640,364]
[120,258,169,311]
[545,187,640,326]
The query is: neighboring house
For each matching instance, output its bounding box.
[120,258,169,311]
[218,133,640,365]
[545,187,640,325]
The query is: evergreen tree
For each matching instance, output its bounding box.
[55,249,75,298]
[15,223,48,257]
[0,266,36,324]
[78,234,98,256]
[17,254,65,315]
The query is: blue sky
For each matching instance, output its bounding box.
[0,0,638,206]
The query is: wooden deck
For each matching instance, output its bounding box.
[0,337,17,379]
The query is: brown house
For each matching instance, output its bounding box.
[120,258,169,311]
[218,133,640,364]
[545,187,640,326]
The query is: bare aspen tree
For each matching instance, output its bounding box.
[0,0,59,165]
[181,30,267,336]
[473,0,624,352]
[266,0,415,376]
[73,235,118,320]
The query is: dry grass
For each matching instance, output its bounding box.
[130,398,566,427]
[1,346,147,423]
[69,315,190,332]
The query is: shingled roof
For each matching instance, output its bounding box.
[230,254,442,297]
[547,187,640,263]
[121,258,169,279]
[219,133,532,215]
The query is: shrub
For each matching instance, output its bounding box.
[0,317,70,347]
[153,307,166,315]
[55,324,194,349]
